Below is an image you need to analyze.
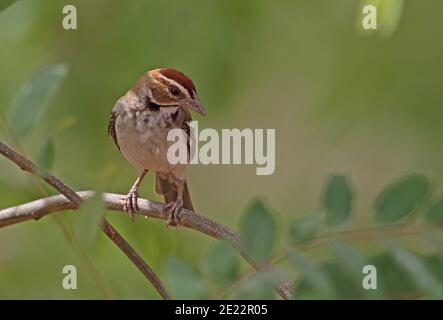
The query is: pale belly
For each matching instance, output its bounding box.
[115,111,187,180]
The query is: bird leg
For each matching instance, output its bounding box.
[165,182,184,227]
[123,169,147,222]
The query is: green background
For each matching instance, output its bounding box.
[1,0,443,299]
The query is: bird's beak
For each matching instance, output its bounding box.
[183,96,206,116]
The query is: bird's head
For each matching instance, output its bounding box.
[133,68,206,116]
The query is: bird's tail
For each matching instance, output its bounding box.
[155,174,194,212]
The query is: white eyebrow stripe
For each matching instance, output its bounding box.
[158,74,191,98]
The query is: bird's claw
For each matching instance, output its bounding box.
[123,189,139,222]
[164,199,184,227]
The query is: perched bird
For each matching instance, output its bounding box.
[108,68,206,226]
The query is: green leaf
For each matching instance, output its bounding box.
[323,175,353,226]
[165,257,209,299]
[289,212,323,243]
[388,243,443,298]
[240,199,277,261]
[230,271,276,300]
[36,137,55,170]
[8,64,69,137]
[0,0,19,11]
[74,195,105,249]
[379,0,405,38]
[203,240,239,285]
[288,251,335,298]
[375,174,430,223]
[425,199,443,225]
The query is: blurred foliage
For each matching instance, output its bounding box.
[240,199,277,261]
[1,0,443,300]
[202,240,240,285]
[7,64,68,137]
[292,173,443,299]
[165,257,209,299]
[375,174,430,223]
[426,199,443,225]
[323,175,353,227]
[0,0,19,12]
[74,195,105,250]
[290,211,322,244]
[230,271,277,300]
[36,136,55,170]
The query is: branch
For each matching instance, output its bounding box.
[100,219,170,299]
[0,141,294,300]
[0,117,113,299]
[0,191,294,300]
[0,142,171,300]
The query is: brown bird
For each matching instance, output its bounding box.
[108,68,206,226]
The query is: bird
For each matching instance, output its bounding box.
[107,68,206,226]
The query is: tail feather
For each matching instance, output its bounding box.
[155,174,194,212]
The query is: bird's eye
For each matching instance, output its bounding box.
[169,85,181,96]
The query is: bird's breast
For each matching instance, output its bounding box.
[115,108,186,177]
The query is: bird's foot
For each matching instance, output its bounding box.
[123,188,139,222]
[164,198,183,227]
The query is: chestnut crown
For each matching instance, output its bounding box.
[133,68,205,116]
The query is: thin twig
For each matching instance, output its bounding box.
[0,141,171,300]
[54,212,112,299]
[297,225,437,251]
[0,190,294,300]
[218,223,443,298]
[100,219,170,299]
[0,114,112,299]
[0,142,294,300]
[270,224,443,268]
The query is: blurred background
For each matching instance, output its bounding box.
[1,0,443,299]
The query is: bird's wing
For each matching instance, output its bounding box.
[107,110,120,151]
[108,98,129,151]
[154,108,195,211]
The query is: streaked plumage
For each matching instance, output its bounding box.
[108,68,205,225]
